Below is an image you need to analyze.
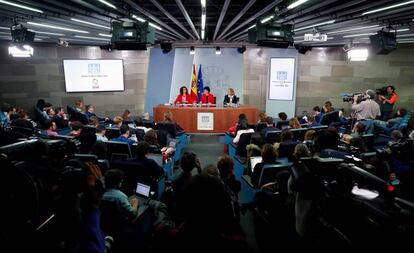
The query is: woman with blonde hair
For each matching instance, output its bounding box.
[288,118,301,129]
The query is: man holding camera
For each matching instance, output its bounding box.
[378,85,398,121]
[352,89,381,134]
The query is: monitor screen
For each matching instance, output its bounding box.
[63,59,124,92]
[136,182,151,197]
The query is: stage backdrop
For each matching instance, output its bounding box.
[192,48,244,105]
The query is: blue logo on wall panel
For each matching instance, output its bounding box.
[277,71,287,81]
[88,63,101,74]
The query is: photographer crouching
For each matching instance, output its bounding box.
[378,85,398,121]
[351,89,381,134]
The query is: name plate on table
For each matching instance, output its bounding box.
[197,112,214,130]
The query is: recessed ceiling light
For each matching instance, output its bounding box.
[132,15,146,23]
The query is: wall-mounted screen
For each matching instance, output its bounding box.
[268,58,296,101]
[63,59,124,92]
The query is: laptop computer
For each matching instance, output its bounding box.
[135,182,151,198]
[250,156,262,172]
[147,153,164,166]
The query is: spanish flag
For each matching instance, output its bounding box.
[190,64,198,102]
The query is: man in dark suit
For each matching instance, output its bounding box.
[223,87,239,106]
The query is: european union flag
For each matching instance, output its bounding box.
[197,65,204,101]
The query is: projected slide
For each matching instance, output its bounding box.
[63,59,124,92]
[268,58,296,100]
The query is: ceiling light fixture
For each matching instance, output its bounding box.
[294,20,335,32]
[398,40,414,43]
[70,18,110,29]
[398,33,414,37]
[288,0,309,10]
[28,30,65,36]
[201,14,206,29]
[74,35,111,41]
[362,0,414,15]
[99,33,112,37]
[27,22,89,34]
[260,15,274,24]
[132,14,146,23]
[0,26,9,30]
[343,33,376,38]
[248,24,256,30]
[327,25,381,35]
[201,30,205,39]
[201,0,206,8]
[149,22,162,30]
[0,0,43,13]
[97,0,117,9]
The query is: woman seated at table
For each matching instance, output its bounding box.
[223,88,239,106]
[201,86,215,104]
[174,86,193,105]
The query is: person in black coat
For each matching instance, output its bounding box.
[223,88,239,106]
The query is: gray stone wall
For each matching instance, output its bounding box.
[2,43,414,118]
[244,46,414,116]
[0,43,149,117]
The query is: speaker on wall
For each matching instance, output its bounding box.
[161,42,172,53]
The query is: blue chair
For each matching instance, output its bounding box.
[240,163,292,204]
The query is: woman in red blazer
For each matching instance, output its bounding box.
[174,86,193,105]
[201,86,215,104]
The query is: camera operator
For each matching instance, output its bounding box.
[351,89,381,134]
[378,85,398,121]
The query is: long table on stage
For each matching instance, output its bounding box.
[153,105,259,133]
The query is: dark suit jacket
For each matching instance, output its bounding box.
[223,95,239,105]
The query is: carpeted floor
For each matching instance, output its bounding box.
[181,133,260,253]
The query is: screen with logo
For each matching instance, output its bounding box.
[63,59,124,92]
[268,58,296,100]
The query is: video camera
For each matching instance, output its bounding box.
[376,86,388,96]
[0,138,100,252]
[341,92,366,103]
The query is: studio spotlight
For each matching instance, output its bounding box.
[237,46,246,54]
[190,46,195,55]
[215,46,221,55]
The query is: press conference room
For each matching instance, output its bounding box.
[1,0,414,252]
